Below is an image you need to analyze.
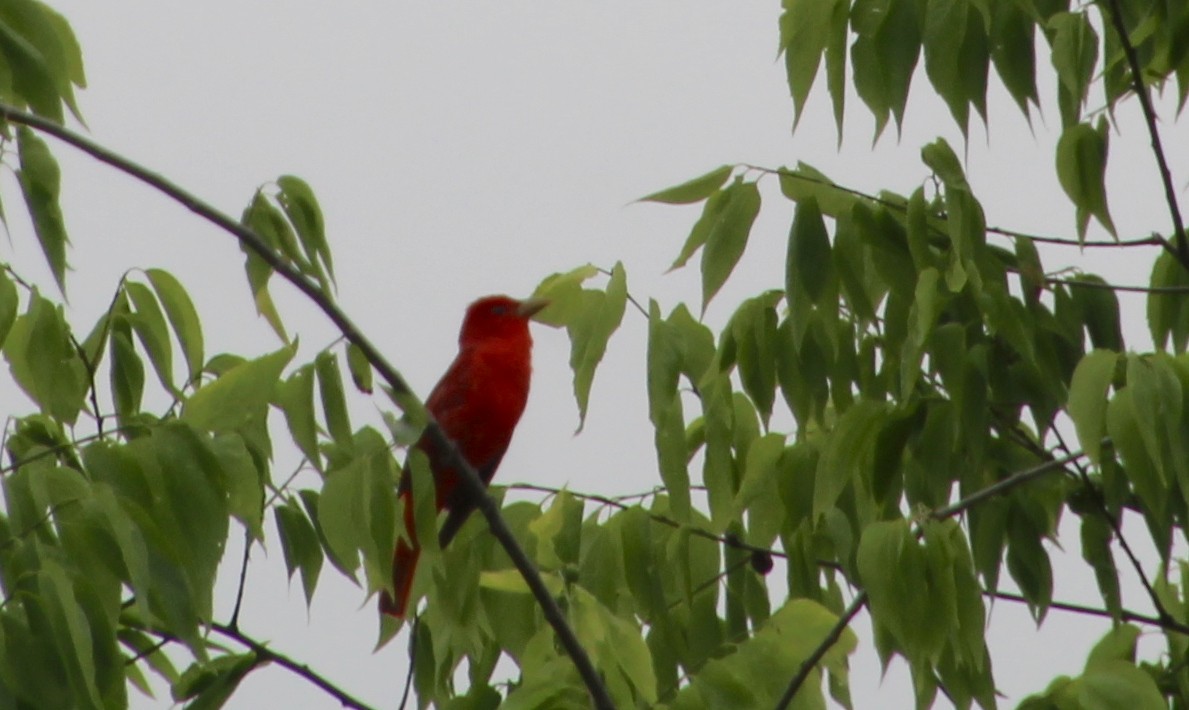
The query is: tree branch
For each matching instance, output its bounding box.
[985,590,1189,636]
[931,449,1085,521]
[0,103,614,710]
[1101,0,1188,267]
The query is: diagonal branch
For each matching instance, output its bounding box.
[0,103,614,710]
[1101,0,1188,267]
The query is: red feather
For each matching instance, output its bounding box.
[381,295,544,618]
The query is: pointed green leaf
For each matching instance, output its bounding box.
[145,268,204,385]
[276,175,334,284]
[125,280,176,396]
[701,180,761,311]
[1056,122,1116,240]
[639,165,733,204]
[345,342,373,394]
[1067,350,1119,464]
[275,498,324,605]
[16,126,69,293]
[182,344,295,431]
[316,351,352,448]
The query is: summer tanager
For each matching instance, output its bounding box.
[380,295,547,618]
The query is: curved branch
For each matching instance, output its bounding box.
[1101,0,1188,267]
[0,103,614,710]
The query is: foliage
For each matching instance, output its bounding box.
[0,1,1186,709]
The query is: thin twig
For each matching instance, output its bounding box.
[1101,0,1187,266]
[0,103,613,710]
[986,589,1189,636]
[398,616,418,710]
[228,527,252,630]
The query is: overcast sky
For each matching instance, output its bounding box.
[19,2,1189,708]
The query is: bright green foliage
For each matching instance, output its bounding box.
[0,2,1186,710]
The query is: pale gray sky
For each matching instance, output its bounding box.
[16,2,1188,707]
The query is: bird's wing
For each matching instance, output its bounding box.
[436,445,508,548]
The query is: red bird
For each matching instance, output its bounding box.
[381,295,547,618]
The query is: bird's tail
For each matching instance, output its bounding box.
[381,492,419,618]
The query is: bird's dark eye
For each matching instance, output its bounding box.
[490,304,509,316]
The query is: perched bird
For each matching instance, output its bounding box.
[381,295,547,618]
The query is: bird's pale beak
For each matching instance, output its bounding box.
[516,297,550,319]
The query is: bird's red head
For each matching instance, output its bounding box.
[458,295,548,347]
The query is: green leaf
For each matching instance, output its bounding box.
[39,561,102,709]
[1049,11,1098,127]
[1080,516,1122,623]
[275,498,324,605]
[734,432,785,523]
[316,351,353,448]
[701,180,761,311]
[275,364,321,469]
[647,301,690,520]
[780,0,834,129]
[109,327,145,424]
[125,280,176,396]
[145,268,204,385]
[814,399,887,518]
[16,126,69,293]
[7,292,87,423]
[1077,661,1167,709]
[922,0,989,136]
[0,270,16,351]
[638,165,733,204]
[990,0,1039,118]
[563,263,627,431]
[823,0,849,138]
[173,654,257,709]
[778,162,857,219]
[787,196,834,303]
[1067,350,1119,464]
[1106,387,1168,544]
[1056,122,1116,240]
[319,434,398,594]
[729,294,781,427]
[211,433,264,540]
[1148,251,1189,352]
[182,344,295,431]
[346,342,373,394]
[276,175,334,285]
[851,0,922,138]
